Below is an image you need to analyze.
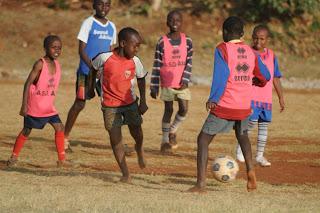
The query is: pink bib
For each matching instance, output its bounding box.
[252,48,275,104]
[27,58,61,117]
[218,42,255,110]
[160,33,187,88]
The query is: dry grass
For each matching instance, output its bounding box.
[0,81,320,212]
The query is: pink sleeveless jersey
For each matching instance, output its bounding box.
[251,48,275,105]
[27,58,61,117]
[214,42,256,119]
[160,33,187,88]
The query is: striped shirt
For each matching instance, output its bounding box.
[150,35,193,92]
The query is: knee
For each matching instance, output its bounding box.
[21,128,32,136]
[73,100,86,111]
[178,107,188,117]
[55,123,64,132]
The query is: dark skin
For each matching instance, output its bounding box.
[96,33,148,182]
[12,40,64,160]
[188,29,257,193]
[150,11,188,133]
[64,0,112,140]
[252,29,285,112]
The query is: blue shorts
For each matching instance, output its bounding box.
[250,105,272,122]
[24,114,62,129]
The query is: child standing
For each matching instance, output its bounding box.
[64,0,116,151]
[236,25,285,166]
[150,9,193,153]
[188,17,271,193]
[91,27,148,182]
[7,35,67,167]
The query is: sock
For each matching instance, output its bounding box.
[170,114,186,134]
[55,131,66,161]
[12,133,28,157]
[162,122,170,143]
[256,122,269,158]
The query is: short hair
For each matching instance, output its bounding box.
[223,16,244,36]
[118,27,140,43]
[167,9,182,22]
[253,24,271,37]
[93,0,111,4]
[43,35,61,49]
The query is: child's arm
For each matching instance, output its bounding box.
[179,37,193,89]
[150,38,163,99]
[79,41,93,69]
[137,77,148,115]
[207,45,230,110]
[273,77,285,112]
[252,56,271,87]
[20,60,43,116]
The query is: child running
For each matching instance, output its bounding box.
[150,9,193,153]
[7,35,67,167]
[64,0,116,152]
[236,24,285,166]
[91,27,148,182]
[188,16,271,193]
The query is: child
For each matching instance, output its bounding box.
[150,9,193,153]
[188,16,271,193]
[236,25,285,166]
[91,27,148,182]
[64,0,116,151]
[7,35,67,167]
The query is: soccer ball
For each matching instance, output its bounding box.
[211,155,239,183]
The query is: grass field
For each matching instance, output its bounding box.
[0,81,319,212]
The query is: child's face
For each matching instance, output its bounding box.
[252,29,269,51]
[93,0,111,18]
[122,34,141,59]
[46,40,62,60]
[167,13,182,33]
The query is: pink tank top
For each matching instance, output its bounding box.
[160,33,187,88]
[27,58,61,117]
[252,48,275,104]
[218,42,256,110]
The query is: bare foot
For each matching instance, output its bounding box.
[120,176,132,183]
[247,170,257,192]
[135,145,146,169]
[187,186,207,194]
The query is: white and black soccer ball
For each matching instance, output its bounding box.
[211,155,239,183]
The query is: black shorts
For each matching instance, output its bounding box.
[24,114,62,129]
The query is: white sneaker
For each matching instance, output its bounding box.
[236,145,245,162]
[256,156,271,167]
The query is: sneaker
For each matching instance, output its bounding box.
[7,155,18,167]
[57,159,76,168]
[169,133,178,149]
[160,142,172,154]
[236,145,245,162]
[64,138,73,153]
[256,156,271,167]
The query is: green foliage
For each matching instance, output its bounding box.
[232,0,320,22]
[48,0,70,10]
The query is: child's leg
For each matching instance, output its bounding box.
[188,131,215,192]
[234,121,257,192]
[256,121,270,166]
[128,124,146,169]
[236,120,257,162]
[162,101,173,144]
[64,99,86,144]
[169,99,188,146]
[11,128,32,157]
[108,127,131,182]
[51,122,66,162]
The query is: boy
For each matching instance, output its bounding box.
[64,0,116,151]
[188,16,271,193]
[150,9,193,153]
[236,25,285,166]
[7,35,68,167]
[91,27,148,182]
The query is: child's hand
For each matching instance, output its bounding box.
[19,105,27,117]
[150,90,158,99]
[138,101,148,115]
[178,83,188,90]
[279,98,285,112]
[206,101,217,111]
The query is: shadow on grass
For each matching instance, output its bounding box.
[70,140,111,150]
